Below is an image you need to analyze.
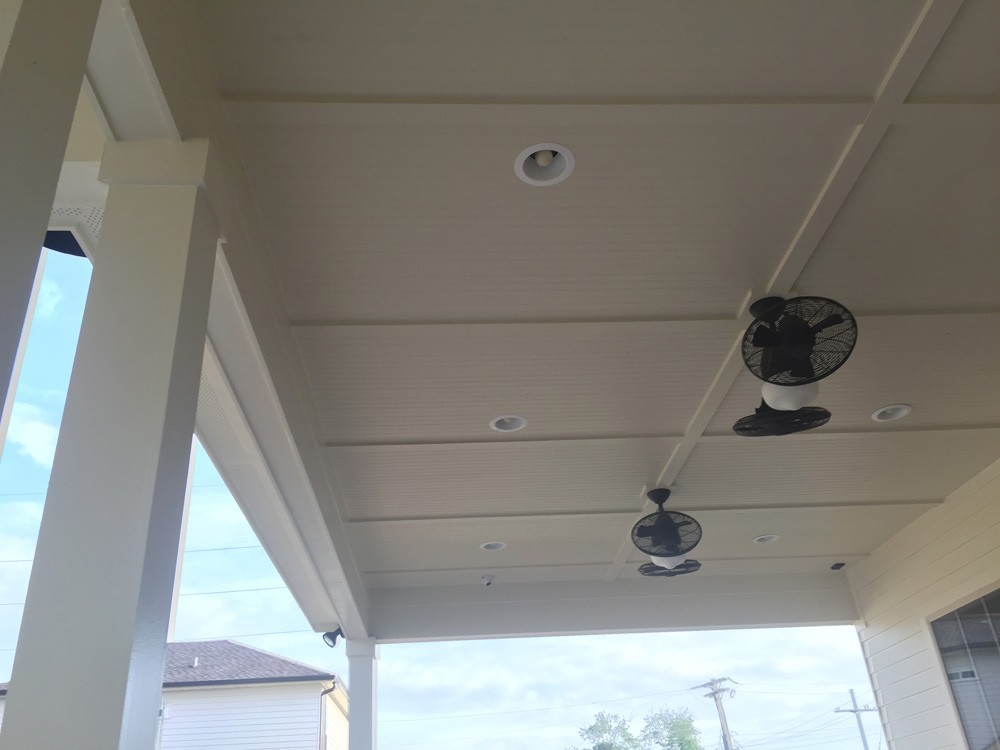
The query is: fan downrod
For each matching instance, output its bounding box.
[749,296,786,322]
[646,487,671,508]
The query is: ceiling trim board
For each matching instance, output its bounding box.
[224,96,874,120]
[699,426,1000,443]
[349,500,941,529]
[324,433,685,449]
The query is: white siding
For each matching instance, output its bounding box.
[324,687,350,750]
[160,682,324,750]
[849,457,1000,750]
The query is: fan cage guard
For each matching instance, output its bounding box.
[742,296,858,386]
[733,404,831,437]
[639,560,702,577]
[631,510,703,557]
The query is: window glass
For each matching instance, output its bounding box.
[932,589,1000,750]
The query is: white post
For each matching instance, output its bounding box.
[0,0,103,452]
[0,140,222,750]
[347,639,380,750]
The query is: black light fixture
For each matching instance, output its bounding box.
[322,627,343,648]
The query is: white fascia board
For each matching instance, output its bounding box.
[369,573,859,641]
[197,250,368,636]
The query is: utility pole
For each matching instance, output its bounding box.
[835,689,877,750]
[694,677,736,750]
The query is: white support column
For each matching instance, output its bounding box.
[0,0,103,450]
[0,140,222,750]
[347,638,380,750]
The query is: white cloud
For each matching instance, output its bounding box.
[6,402,59,468]
[36,278,64,320]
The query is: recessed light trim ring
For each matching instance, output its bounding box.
[514,143,575,186]
[871,403,912,422]
[490,415,527,432]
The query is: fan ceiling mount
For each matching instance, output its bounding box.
[733,295,858,437]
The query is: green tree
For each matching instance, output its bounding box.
[571,711,641,750]
[569,709,702,750]
[640,708,702,750]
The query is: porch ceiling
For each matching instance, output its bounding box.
[127,0,1000,639]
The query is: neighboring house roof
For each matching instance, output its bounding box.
[0,640,334,695]
[164,640,334,687]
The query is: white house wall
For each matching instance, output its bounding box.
[159,682,326,750]
[848,457,1000,750]
[324,687,350,750]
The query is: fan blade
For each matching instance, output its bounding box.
[789,358,815,380]
[650,515,683,549]
[751,324,781,348]
[810,314,844,334]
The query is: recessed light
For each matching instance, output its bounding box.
[831,562,846,570]
[490,415,527,432]
[753,534,780,544]
[871,403,912,422]
[480,542,507,551]
[514,143,575,186]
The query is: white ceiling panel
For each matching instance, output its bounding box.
[201,1,921,99]
[797,116,1000,312]
[909,0,1000,98]
[350,514,635,574]
[295,320,736,443]
[675,431,1000,509]
[328,437,677,521]
[230,103,862,321]
[625,505,936,562]
[138,0,1000,637]
[707,313,1000,434]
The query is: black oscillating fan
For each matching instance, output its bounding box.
[742,296,858,386]
[732,401,831,437]
[639,560,702,577]
[631,488,702,558]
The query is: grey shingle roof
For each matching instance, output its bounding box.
[164,640,334,686]
[0,640,333,694]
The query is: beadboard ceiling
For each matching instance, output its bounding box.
[128,0,1000,639]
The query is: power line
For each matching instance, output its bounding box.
[178,585,286,597]
[382,685,693,723]
[0,584,290,606]
[2,627,316,652]
[188,629,312,640]
[0,542,265,564]
[184,544,262,553]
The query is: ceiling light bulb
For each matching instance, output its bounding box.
[761,381,819,411]
[533,150,554,167]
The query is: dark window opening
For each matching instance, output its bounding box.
[932,588,1000,750]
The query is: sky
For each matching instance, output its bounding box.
[0,249,886,750]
